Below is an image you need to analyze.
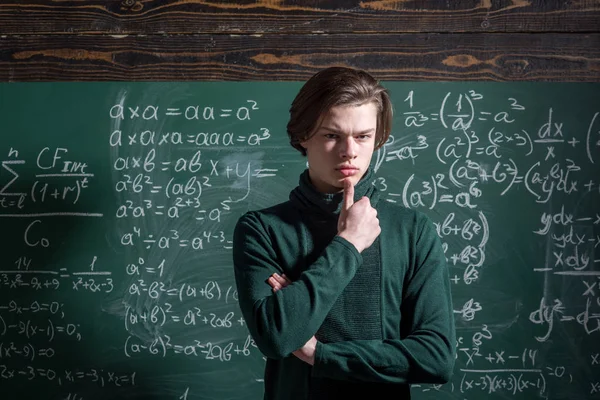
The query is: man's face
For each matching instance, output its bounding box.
[300,102,378,193]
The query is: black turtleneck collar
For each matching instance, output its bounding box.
[289,167,380,219]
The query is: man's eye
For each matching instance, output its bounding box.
[324,134,338,139]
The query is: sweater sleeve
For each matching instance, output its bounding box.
[232,211,363,360]
[311,213,456,384]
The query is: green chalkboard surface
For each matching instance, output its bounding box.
[0,81,599,400]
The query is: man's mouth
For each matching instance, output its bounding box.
[337,166,359,176]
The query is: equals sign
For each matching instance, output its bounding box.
[430,113,439,121]
[171,316,181,322]
[253,169,278,178]
[179,240,189,247]
[223,240,233,250]
[146,267,156,274]
[165,108,182,116]
[161,162,171,171]
[479,111,491,121]
[220,109,232,117]
[59,268,70,278]
[237,136,246,142]
[150,186,162,193]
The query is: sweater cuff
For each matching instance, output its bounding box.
[331,235,363,265]
[311,340,329,377]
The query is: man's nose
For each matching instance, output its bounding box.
[340,137,357,159]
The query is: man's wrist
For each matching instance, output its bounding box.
[336,232,362,252]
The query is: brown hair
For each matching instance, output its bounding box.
[287,66,393,156]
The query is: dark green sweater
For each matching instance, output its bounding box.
[233,168,456,399]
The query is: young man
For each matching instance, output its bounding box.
[232,66,456,399]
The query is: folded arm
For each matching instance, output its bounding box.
[232,212,362,359]
[311,215,456,384]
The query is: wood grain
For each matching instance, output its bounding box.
[0,0,598,34]
[1,33,599,82]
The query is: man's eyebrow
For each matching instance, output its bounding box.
[320,127,375,135]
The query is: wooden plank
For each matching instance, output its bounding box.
[1,33,599,82]
[0,1,598,34]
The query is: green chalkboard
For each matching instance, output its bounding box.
[0,81,599,400]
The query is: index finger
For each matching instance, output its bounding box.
[342,179,354,212]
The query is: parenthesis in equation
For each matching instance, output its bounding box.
[402,174,414,209]
[0,314,7,335]
[500,158,519,196]
[522,129,534,156]
[28,343,35,361]
[47,318,55,342]
[25,319,31,339]
[459,373,466,393]
[31,181,38,203]
[462,94,475,131]
[165,177,174,199]
[74,180,81,204]
[449,159,465,188]
[179,283,185,303]
[440,92,450,129]
[539,372,547,396]
[524,161,541,201]
[160,306,166,327]
[586,112,599,164]
[470,247,485,268]
[514,373,521,395]
[478,211,489,248]
[435,137,447,165]
[125,306,130,331]
[158,335,167,357]
[463,129,473,159]
[124,335,132,357]
[429,174,438,210]
[216,281,222,300]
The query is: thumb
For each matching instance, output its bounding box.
[342,179,354,214]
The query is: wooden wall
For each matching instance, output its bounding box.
[0,1,599,82]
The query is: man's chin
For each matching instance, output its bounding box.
[335,176,358,188]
